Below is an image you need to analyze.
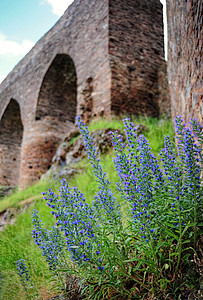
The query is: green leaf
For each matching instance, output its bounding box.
[164,228,179,240]
[182,240,191,244]
[169,252,178,257]
[123,257,138,263]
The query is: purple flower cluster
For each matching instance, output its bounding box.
[174,116,202,213]
[16,259,31,290]
[42,179,102,267]
[159,135,182,227]
[160,135,180,197]
[31,210,65,270]
[111,118,164,241]
[159,116,202,226]
[77,116,120,221]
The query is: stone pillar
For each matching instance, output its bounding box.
[0,99,23,186]
[19,119,74,188]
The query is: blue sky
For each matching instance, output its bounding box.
[0,0,166,84]
[0,0,74,83]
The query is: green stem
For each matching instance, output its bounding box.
[56,271,67,295]
[194,183,197,250]
[149,235,158,266]
[175,205,182,274]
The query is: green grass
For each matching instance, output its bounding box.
[0,179,60,213]
[88,115,175,156]
[0,116,175,299]
[0,200,58,299]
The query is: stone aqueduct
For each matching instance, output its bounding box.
[0,0,202,188]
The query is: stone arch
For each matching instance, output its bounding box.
[36,54,77,123]
[0,99,23,186]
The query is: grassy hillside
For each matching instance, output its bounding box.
[0,116,180,299]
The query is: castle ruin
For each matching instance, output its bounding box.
[0,0,202,188]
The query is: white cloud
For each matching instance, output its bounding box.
[0,33,34,56]
[44,0,74,16]
[0,33,35,83]
[0,74,6,84]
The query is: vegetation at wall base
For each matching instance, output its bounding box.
[0,116,202,299]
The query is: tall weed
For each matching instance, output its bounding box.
[24,116,202,299]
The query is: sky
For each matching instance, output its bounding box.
[0,0,167,84]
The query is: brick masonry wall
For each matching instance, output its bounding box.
[109,0,165,117]
[167,0,203,125]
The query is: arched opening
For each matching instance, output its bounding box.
[36,54,77,123]
[0,99,23,186]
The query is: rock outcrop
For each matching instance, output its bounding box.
[42,124,148,180]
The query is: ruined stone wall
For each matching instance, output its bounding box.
[167,0,203,125]
[0,0,111,188]
[109,0,165,117]
[0,0,166,188]
[0,0,111,122]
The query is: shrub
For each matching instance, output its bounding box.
[19,116,202,299]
